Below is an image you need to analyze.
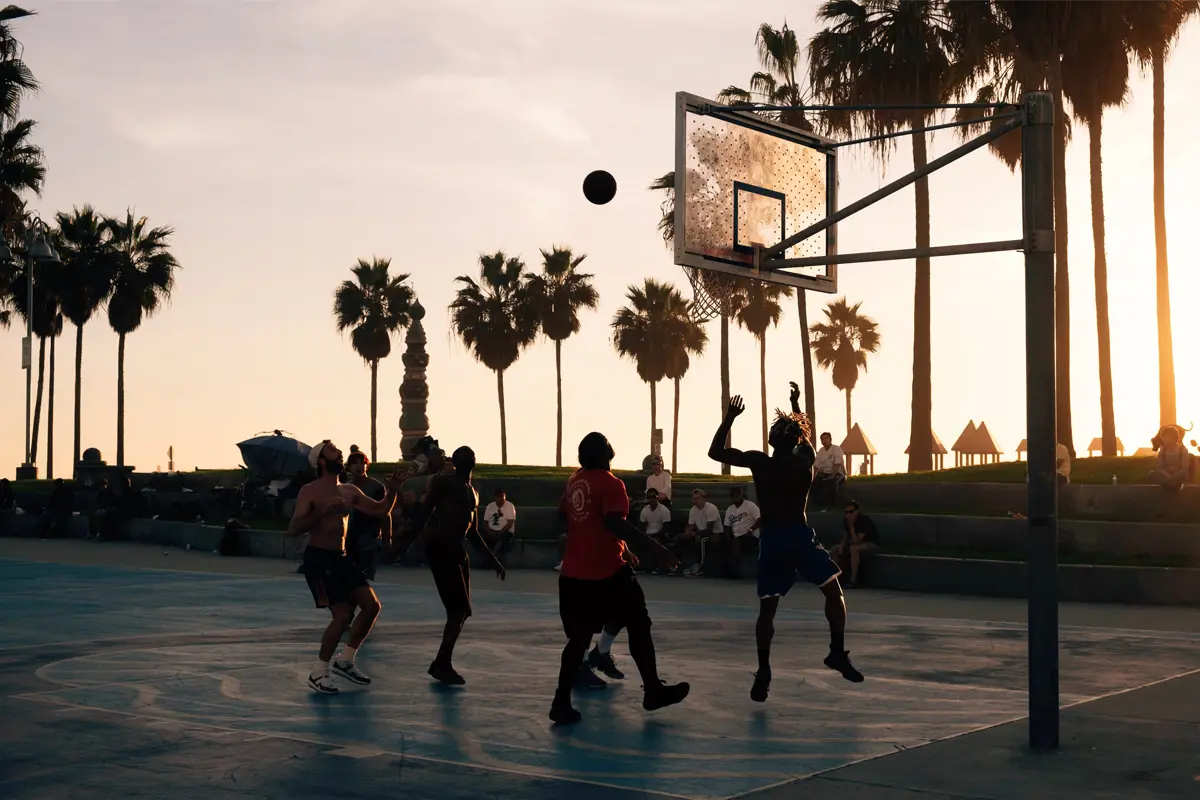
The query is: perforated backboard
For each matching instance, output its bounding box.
[674,91,838,293]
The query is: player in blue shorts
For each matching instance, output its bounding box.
[708,385,864,702]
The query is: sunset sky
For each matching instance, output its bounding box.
[4,0,1200,478]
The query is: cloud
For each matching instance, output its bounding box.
[108,108,261,152]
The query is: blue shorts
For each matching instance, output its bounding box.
[757,524,841,599]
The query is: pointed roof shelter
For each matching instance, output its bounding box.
[905,429,947,470]
[1086,437,1125,457]
[1132,447,1155,458]
[840,424,878,476]
[952,421,978,453]
[973,422,1003,456]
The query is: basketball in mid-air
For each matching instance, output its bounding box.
[583,170,617,205]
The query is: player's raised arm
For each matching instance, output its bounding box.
[708,396,763,468]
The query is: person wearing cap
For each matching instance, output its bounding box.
[287,439,409,695]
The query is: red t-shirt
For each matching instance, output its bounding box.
[560,469,630,581]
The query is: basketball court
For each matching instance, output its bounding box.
[2,547,1198,800]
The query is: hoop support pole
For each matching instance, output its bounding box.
[765,239,1023,269]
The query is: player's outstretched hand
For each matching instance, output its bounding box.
[789,381,800,405]
[726,395,745,419]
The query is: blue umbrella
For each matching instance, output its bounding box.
[237,431,312,478]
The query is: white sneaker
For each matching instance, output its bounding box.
[554,561,562,571]
[332,660,371,685]
[308,673,339,694]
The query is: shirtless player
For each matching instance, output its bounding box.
[708,386,864,702]
[288,440,407,694]
[421,445,506,685]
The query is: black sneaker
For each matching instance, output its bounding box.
[643,680,690,712]
[573,662,607,690]
[308,673,339,694]
[824,650,864,683]
[549,701,582,724]
[750,668,771,702]
[588,647,625,680]
[428,660,466,686]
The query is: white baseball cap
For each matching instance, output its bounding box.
[308,440,329,470]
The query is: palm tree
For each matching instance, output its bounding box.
[55,205,115,470]
[0,6,37,124]
[0,119,44,226]
[1063,8,1131,458]
[1124,1,1199,427]
[526,246,598,467]
[718,20,822,433]
[612,279,697,455]
[809,298,881,456]
[450,252,538,465]
[6,243,59,470]
[734,279,792,449]
[105,211,180,467]
[810,0,962,473]
[662,317,708,474]
[333,257,414,463]
[949,0,1078,455]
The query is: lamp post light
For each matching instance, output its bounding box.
[2,215,62,480]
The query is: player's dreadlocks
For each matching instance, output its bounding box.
[769,407,812,449]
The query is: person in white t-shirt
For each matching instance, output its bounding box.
[703,487,760,578]
[482,488,516,564]
[645,457,672,507]
[680,489,720,576]
[812,432,846,505]
[639,488,674,573]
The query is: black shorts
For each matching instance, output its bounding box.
[302,546,369,609]
[350,546,378,581]
[559,565,651,640]
[427,538,472,617]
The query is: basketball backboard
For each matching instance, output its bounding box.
[674,91,838,293]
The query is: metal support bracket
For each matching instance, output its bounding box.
[1026,230,1054,254]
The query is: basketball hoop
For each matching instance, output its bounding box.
[684,266,742,323]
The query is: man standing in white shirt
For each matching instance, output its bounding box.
[483,488,516,565]
[639,488,674,573]
[645,457,673,507]
[812,432,846,506]
[681,489,720,576]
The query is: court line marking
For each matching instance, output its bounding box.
[722,664,1200,800]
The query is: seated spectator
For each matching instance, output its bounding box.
[639,488,674,573]
[1149,425,1191,491]
[37,479,74,538]
[829,500,879,588]
[704,487,761,578]
[120,477,147,519]
[88,479,122,540]
[1056,443,1071,487]
[483,488,517,565]
[680,489,720,576]
[645,456,672,507]
[812,432,846,506]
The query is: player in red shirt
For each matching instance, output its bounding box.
[550,432,690,724]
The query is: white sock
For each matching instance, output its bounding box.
[311,659,329,678]
[597,630,617,655]
[338,645,357,664]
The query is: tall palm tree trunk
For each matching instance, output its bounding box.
[1089,114,1116,457]
[907,117,933,472]
[844,388,853,474]
[759,334,768,451]
[47,332,56,479]
[554,340,563,467]
[797,291,816,429]
[650,380,658,448]
[496,369,508,466]
[369,360,379,463]
[30,337,45,463]
[672,376,681,474]
[117,333,126,467]
[1152,49,1176,426]
[1051,66,1074,456]
[73,324,84,472]
[720,312,731,475]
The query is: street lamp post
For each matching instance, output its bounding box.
[1,215,62,480]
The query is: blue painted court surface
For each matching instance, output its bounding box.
[3,558,1199,800]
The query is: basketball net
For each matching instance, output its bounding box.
[684,266,743,323]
